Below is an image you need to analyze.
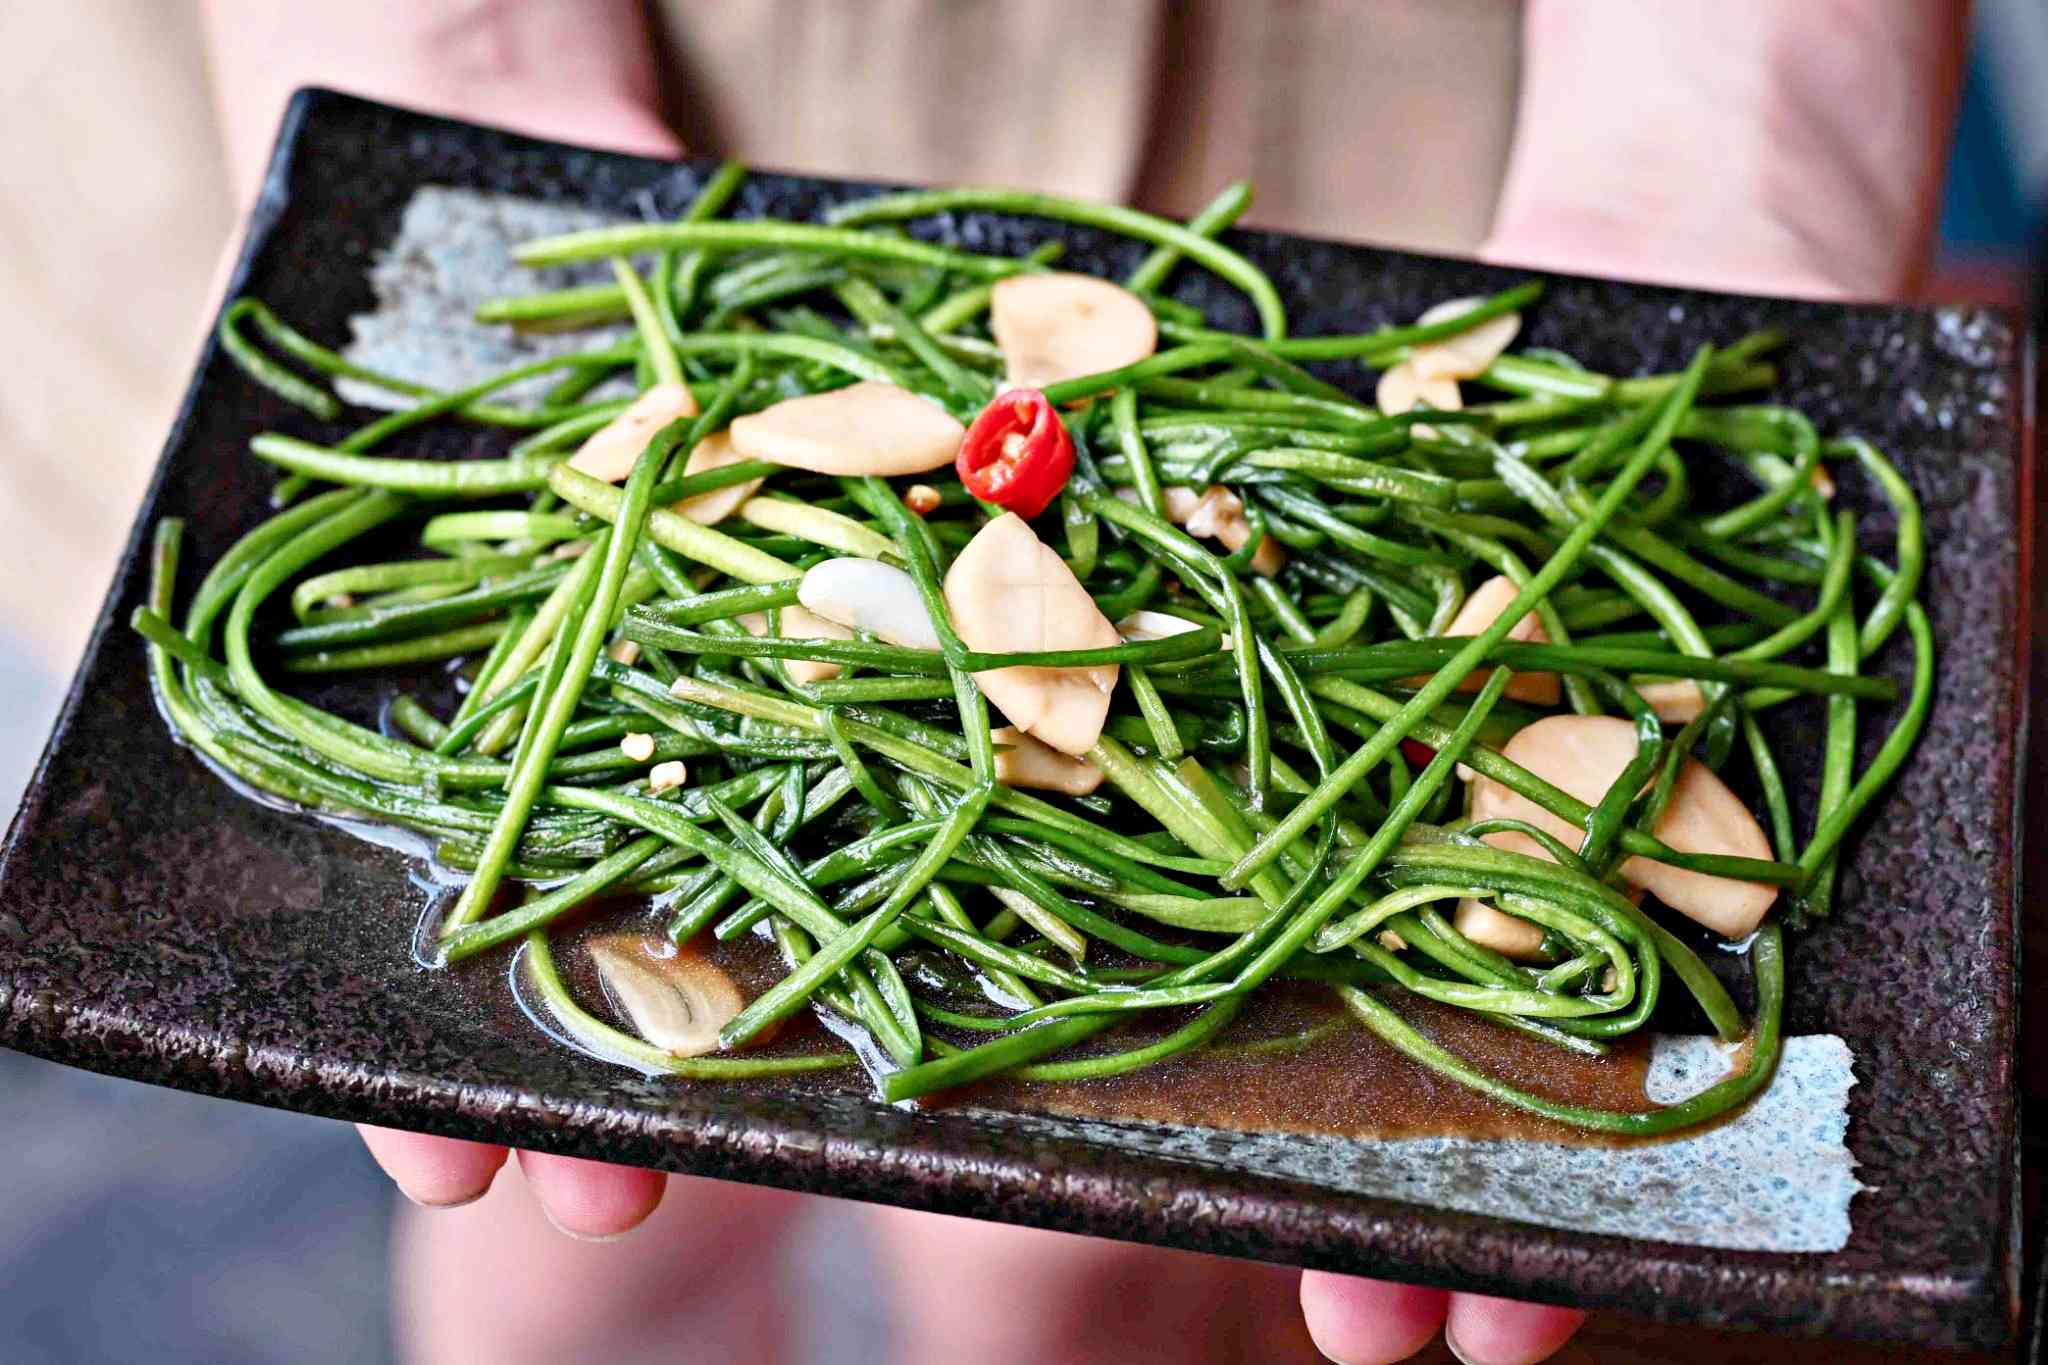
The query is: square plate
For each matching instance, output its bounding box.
[0,91,2027,1349]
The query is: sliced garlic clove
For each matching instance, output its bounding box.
[1635,678,1707,724]
[586,933,744,1058]
[1163,485,1285,577]
[1117,609,1202,642]
[1408,297,1522,382]
[1640,762,1777,938]
[671,429,765,525]
[737,604,852,684]
[728,381,965,476]
[569,383,700,483]
[1453,897,1549,961]
[992,725,1105,796]
[1467,714,1777,939]
[944,513,1120,756]
[1376,362,1461,438]
[797,558,943,651]
[1162,485,1204,522]
[990,272,1158,391]
[1411,574,1559,706]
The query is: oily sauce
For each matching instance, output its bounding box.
[472,896,1730,1148]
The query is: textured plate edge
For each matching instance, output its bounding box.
[0,86,2022,1351]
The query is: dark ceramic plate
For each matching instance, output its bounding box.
[0,91,2028,1350]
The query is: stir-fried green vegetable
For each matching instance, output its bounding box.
[137,164,1930,1131]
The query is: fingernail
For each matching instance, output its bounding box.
[1443,1322,1478,1365]
[541,1206,633,1244]
[400,1185,490,1210]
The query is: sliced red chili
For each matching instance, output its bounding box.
[1400,738,1438,770]
[955,388,1075,520]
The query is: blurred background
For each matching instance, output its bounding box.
[1,3,2043,1362]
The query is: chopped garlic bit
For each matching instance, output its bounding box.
[1810,462,1837,500]
[903,484,942,516]
[1375,929,1409,953]
[547,539,591,561]
[607,639,642,667]
[324,592,356,610]
[647,760,688,793]
[620,731,656,763]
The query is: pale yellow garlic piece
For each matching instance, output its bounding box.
[1453,898,1549,962]
[1636,678,1708,724]
[671,429,765,525]
[728,381,964,476]
[1466,714,1777,939]
[569,382,700,483]
[943,513,1120,756]
[620,731,656,763]
[586,933,743,1058]
[1161,484,1285,576]
[737,606,852,685]
[1408,297,1522,382]
[991,725,1105,796]
[1376,362,1461,438]
[797,558,943,651]
[647,760,689,793]
[990,272,1158,391]
[1412,574,1559,706]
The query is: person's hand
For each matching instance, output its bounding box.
[224,5,1966,1360]
[359,1122,1587,1364]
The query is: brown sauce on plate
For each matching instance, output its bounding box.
[475,897,1734,1148]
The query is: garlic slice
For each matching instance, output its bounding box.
[569,383,701,483]
[1160,484,1286,577]
[1466,714,1776,939]
[943,513,1120,756]
[1118,610,1199,641]
[737,605,853,684]
[586,933,743,1058]
[797,558,943,651]
[1635,678,1707,724]
[990,272,1158,391]
[1412,574,1560,706]
[672,430,764,525]
[1376,363,1461,438]
[1453,898,1548,962]
[1408,298,1522,382]
[728,381,965,476]
[992,725,1105,796]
